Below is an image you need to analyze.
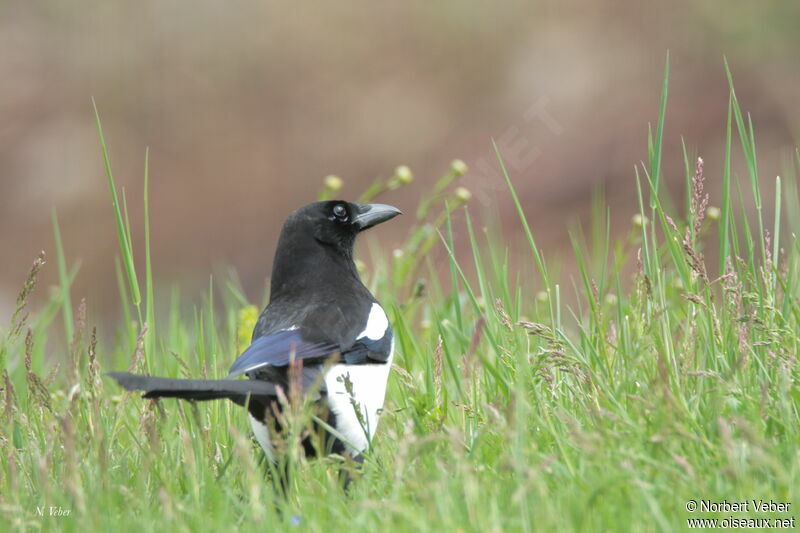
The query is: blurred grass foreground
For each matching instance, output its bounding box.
[1,63,799,532]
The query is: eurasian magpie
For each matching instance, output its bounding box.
[108,200,401,460]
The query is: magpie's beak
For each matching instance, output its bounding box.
[352,203,402,231]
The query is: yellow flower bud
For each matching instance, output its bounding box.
[394,165,413,184]
[454,187,472,203]
[451,159,468,176]
[323,175,343,191]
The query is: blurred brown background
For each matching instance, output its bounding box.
[1,0,798,322]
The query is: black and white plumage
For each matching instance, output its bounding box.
[108,200,400,459]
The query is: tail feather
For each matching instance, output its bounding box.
[106,372,280,405]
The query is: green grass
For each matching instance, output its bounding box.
[2,63,799,532]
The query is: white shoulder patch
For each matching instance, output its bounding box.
[358,303,388,340]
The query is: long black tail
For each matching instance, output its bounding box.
[107,372,279,406]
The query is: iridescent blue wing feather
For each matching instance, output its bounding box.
[227,329,338,378]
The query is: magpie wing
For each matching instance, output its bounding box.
[227,324,393,378]
[227,329,339,378]
[340,329,393,364]
[233,295,393,378]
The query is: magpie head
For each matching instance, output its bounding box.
[287,201,401,254]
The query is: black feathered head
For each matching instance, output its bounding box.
[268,201,401,298]
[285,201,401,253]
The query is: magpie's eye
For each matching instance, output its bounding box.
[333,204,348,220]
